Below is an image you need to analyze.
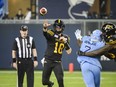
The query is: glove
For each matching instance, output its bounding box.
[41,58,45,67]
[74,29,82,40]
[77,51,85,56]
[59,36,68,43]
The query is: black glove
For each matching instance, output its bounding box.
[77,51,85,56]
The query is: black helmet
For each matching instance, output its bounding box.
[101,22,116,35]
[53,19,65,34]
[101,23,116,44]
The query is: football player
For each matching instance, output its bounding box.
[75,29,105,87]
[41,19,72,87]
[101,22,116,61]
[78,22,116,62]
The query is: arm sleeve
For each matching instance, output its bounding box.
[65,36,71,50]
[43,29,60,40]
[32,38,36,49]
[84,44,114,57]
[65,42,71,50]
[12,39,18,50]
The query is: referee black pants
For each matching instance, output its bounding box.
[42,59,64,87]
[17,58,34,87]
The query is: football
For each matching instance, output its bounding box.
[39,7,47,16]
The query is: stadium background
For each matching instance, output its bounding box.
[0,20,116,71]
[0,0,116,71]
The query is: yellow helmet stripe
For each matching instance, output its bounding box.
[58,19,61,24]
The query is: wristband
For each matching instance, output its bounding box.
[78,51,85,56]
[12,58,16,63]
[34,57,37,61]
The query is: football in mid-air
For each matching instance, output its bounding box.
[39,7,47,16]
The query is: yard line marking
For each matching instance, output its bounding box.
[0,71,116,74]
[0,71,42,73]
[0,84,16,86]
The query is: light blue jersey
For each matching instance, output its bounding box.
[77,36,105,69]
[77,35,105,87]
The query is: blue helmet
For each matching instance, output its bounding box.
[90,29,102,42]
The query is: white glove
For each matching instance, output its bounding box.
[74,29,82,40]
[41,58,45,67]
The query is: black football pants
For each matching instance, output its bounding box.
[42,59,64,87]
[17,58,34,87]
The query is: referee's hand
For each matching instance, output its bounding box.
[34,61,38,67]
[12,63,17,69]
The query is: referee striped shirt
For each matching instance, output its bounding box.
[12,36,36,58]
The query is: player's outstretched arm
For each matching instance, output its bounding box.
[78,44,115,57]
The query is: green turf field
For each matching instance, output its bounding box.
[0,70,116,87]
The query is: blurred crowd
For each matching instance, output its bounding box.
[1,7,32,20]
[0,0,114,20]
[0,0,31,20]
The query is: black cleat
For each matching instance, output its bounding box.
[48,82,54,87]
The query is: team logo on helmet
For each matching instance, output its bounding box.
[101,23,116,33]
[102,23,116,44]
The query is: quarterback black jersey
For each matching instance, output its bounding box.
[43,29,70,61]
[101,23,116,61]
[104,48,116,61]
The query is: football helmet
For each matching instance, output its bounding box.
[101,22,116,35]
[53,19,65,34]
[101,23,116,44]
[90,29,102,42]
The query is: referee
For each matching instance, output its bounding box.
[12,25,38,87]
